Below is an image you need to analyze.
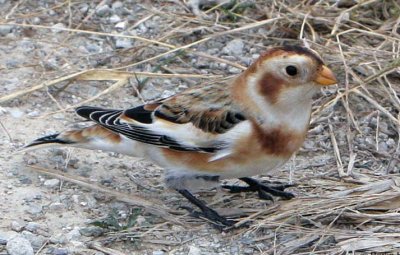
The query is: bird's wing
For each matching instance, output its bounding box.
[154,85,246,134]
[75,86,247,153]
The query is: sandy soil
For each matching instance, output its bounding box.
[1,1,400,255]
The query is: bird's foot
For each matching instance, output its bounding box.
[181,206,235,230]
[177,189,235,230]
[222,177,295,201]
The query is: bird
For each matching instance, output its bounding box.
[23,45,337,228]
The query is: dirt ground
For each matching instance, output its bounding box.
[1,1,400,254]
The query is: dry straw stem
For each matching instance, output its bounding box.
[0,69,218,104]
[88,242,128,255]
[328,122,346,177]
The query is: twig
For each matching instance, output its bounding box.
[88,242,127,255]
[0,119,12,142]
[328,122,346,177]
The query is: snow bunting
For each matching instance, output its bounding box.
[24,45,337,227]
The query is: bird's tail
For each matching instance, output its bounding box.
[21,133,75,152]
[20,125,134,155]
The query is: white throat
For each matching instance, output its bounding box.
[247,77,316,132]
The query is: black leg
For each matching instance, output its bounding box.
[177,189,234,228]
[222,177,295,200]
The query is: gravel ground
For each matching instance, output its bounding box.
[1,1,400,254]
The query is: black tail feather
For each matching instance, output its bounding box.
[76,106,114,120]
[24,133,73,149]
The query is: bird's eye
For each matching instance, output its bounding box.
[285,65,298,76]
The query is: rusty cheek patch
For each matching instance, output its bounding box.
[258,72,285,104]
[252,123,306,156]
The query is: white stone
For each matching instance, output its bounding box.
[51,23,66,33]
[0,24,14,36]
[66,227,81,241]
[109,14,121,23]
[222,39,244,56]
[115,38,133,49]
[152,251,165,255]
[96,5,112,16]
[6,236,34,255]
[8,108,24,118]
[188,245,201,255]
[44,179,60,188]
[115,21,127,30]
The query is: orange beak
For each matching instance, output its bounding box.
[314,65,337,86]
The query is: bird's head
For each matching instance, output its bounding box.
[232,45,337,128]
[235,45,337,117]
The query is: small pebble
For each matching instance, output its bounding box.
[8,108,24,118]
[48,9,56,16]
[222,39,244,56]
[115,38,133,49]
[115,21,127,31]
[25,222,41,233]
[66,227,81,241]
[32,17,41,25]
[85,43,102,53]
[19,176,32,184]
[79,3,89,13]
[6,236,34,255]
[10,221,25,232]
[152,251,165,255]
[49,233,67,245]
[53,248,69,255]
[112,1,123,9]
[188,246,201,255]
[70,240,85,249]
[378,141,388,152]
[109,14,121,23]
[0,231,18,245]
[79,226,104,237]
[27,110,40,118]
[161,90,175,99]
[53,113,65,120]
[19,39,35,52]
[44,179,60,188]
[49,202,65,211]
[96,5,112,17]
[25,204,43,216]
[387,138,396,147]
[228,66,241,74]
[243,248,254,254]
[51,23,66,33]
[25,156,38,165]
[136,215,147,226]
[0,24,14,36]
[21,230,46,250]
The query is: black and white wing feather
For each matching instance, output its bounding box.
[75,106,225,153]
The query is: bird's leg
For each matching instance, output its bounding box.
[177,189,234,228]
[222,177,295,200]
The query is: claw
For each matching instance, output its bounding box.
[223,177,295,200]
[257,189,274,201]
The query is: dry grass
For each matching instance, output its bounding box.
[1,0,400,254]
